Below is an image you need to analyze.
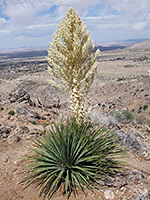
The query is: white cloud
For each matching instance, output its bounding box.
[5,5,36,27]
[109,0,150,18]
[132,22,147,31]
[0,17,7,23]
[0,0,150,49]
[68,0,101,11]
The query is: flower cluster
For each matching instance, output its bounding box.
[47,7,100,122]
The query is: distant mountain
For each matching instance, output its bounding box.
[0,49,48,60]
[0,46,127,60]
[127,40,150,51]
[94,45,126,52]
[95,39,150,52]
[96,38,150,48]
[0,39,150,60]
[124,38,150,43]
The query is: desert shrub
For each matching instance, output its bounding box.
[21,119,124,199]
[111,110,134,123]
[124,65,135,68]
[8,110,15,116]
[144,94,149,97]
[143,105,148,111]
[117,77,125,81]
[138,106,142,113]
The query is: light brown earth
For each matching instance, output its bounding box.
[0,41,150,200]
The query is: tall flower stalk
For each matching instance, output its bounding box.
[21,8,126,200]
[47,7,100,122]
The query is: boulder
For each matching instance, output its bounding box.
[104,190,115,199]
[5,88,34,105]
[0,124,11,139]
[16,107,40,119]
[7,134,21,144]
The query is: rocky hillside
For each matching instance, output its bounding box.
[127,41,150,51]
[0,43,150,199]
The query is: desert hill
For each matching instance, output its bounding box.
[0,40,150,60]
[127,40,150,51]
[0,43,150,200]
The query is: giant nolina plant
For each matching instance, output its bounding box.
[21,119,124,199]
[47,7,100,123]
[21,8,125,199]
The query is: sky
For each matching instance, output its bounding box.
[0,0,150,50]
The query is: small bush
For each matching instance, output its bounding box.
[111,110,134,123]
[124,65,135,68]
[143,105,148,111]
[139,106,142,110]
[117,77,125,81]
[21,119,124,199]
[8,110,15,116]
[144,94,149,97]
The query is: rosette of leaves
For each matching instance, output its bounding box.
[47,7,100,123]
[21,119,124,199]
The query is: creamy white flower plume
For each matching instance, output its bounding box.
[47,7,100,123]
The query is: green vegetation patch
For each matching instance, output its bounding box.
[111,110,134,123]
[21,118,125,199]
[143,105,148,111]
[144,94,149,97]
[8,110,15,116]
[124,65,136,68]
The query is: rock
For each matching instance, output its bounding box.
[0,125,11,139]
[7,88,30,103]
[14,160,23,166]
[15,82,61,108]
[35,85,61,108]
[15,126,29,135]
[104,190,115,199]
[136,189,150,200]
[115,130,143,151]
[7,134,21,144]
[115,127,150,159]
[124,133,143,151]
[3,87,35,106]
[127,170,145,184]
[5,157,9,163]
[17,93,30,103]
[2,81,64,108]
[104,176,127,189]
[139,150,150,160]
[16,107,40,119]
[89,109,117,126]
